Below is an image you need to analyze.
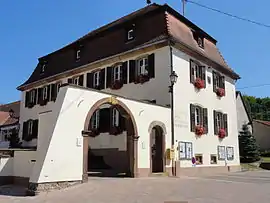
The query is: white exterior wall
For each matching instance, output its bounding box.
[29,86,171,183]
[19,46,170,148]
[13,151,36,178]
[0,157,13,176]
[172,48,240,167]
[236,94,252,132]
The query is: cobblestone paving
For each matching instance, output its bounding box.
[1,171,270,203]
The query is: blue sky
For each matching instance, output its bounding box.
[0,0,269,103]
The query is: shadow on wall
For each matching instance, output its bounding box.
[0,157,13,185]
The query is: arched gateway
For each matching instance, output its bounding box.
[81,97,139,181]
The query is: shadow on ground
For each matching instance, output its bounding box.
[0,185,27,197]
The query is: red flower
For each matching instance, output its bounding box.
[216,88,225,97]
[194,78,205,89]
[195,126,204,136]
[135,74,150,84]
[218,128,226,138]
[111,80,123,90]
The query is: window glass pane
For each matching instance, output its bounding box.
[179,142,186,159]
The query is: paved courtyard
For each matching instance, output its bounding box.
[1,171,270,203]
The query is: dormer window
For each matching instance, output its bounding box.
[41,64,46,74]
[127,29,134,41]
[76,49,81,60]
[192,31,204,49]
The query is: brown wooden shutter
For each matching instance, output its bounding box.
[32,119,39,139]
[203,108,208,134]
[190,60,195,84]
[99,109,107,133]
[50,84,57,102]
[46,85,51,102]
[67,78,73,84]
[201,66,206,88]
[148,53,155,78]
[214,110,218,135]
[106,67,113,88]
[100,69,105,89]
[22,121,28,141]
[86,73,93,88]
[129,60,136,83]
[25,91,30,108]
[190,104,196,132]
[79,75,84,86]
[122,62,128,84]
[37,88,43,105]
[223,114,228,136]
[212,71,217,92]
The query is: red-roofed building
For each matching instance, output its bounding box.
[253,120,270,151]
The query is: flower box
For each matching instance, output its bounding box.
[194,78,205,89]
[135,74,150,84]
[110,126,122,136]
[218,128,226,139]
[111,80,123,90]
[216,88,225,97]
[89,128,100,137]
[195,126,204,136]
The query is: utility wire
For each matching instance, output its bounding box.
[238,84,270,90]
[185,0,270,28]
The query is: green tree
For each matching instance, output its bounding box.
[238,124,260,163]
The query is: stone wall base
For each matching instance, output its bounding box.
[175,165,242,177]
[27,181,82,196]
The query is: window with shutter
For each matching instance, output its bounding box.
[106,67,113,88]
[67,78,73,84]
[214,111,228,136]
[203,108,208,134]
[91,110,100,130]
[190,104,196,132]
[100,69,106,89]
[122,61,128,84]
[93,71,100,88]
[22,121,28,141]
[223,114,228,136]
[213,71,226,96]
[28,120,33,136]
[129,60,136,83]
[112,108,120,127]
[148,53,155,78]
[137,57,148,76]
[50,84,57,102]
[43,86,48,101]
[25,91,30,108]
[191,104,208,135]
[190,59,206,88]
[79,75,84,86]
[37,88,43,105]
[32,119,39,139]
[113,64,122,81]
[87,73,93,88]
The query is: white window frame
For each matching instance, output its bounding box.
[127,29,134,40]
[56,82,62,93]
[73,76,80,85]
[76,49,81,60]
[28,120,33,135]
[91,110,100,129]
[93,71,100,87]
[43,86,48,100]
[30,90,35,103]
[195,154,203,165]
[113,64,122,81]
[179,142,193,160]
[210,154,217,164]
[195,107,201,126]
[216,113,222,131]
[137,57,148,76]
[112,108,120,127]
[41,64,46,73]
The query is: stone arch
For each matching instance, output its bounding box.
[82,96,139,181]
[148,121,167,135]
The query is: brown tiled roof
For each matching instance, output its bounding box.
[17,3,239,90]
[254,120,270,127]
[0,111,10,125]
[0,101,20,118]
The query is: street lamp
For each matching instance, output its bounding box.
[169,70,178,176]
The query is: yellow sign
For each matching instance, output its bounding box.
[166,148,175,160]
[108,96,118,105]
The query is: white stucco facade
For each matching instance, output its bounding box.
[236,92,252,133]
[172,47,240,168]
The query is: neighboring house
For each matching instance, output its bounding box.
[0,101,20,148]
[236,91,253,133]
[253,120,270,151]
[0,3,241,190]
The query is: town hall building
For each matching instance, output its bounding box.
[0,3,241,193]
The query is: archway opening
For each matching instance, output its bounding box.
[150,126,165,173]
[83,98,137,178]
